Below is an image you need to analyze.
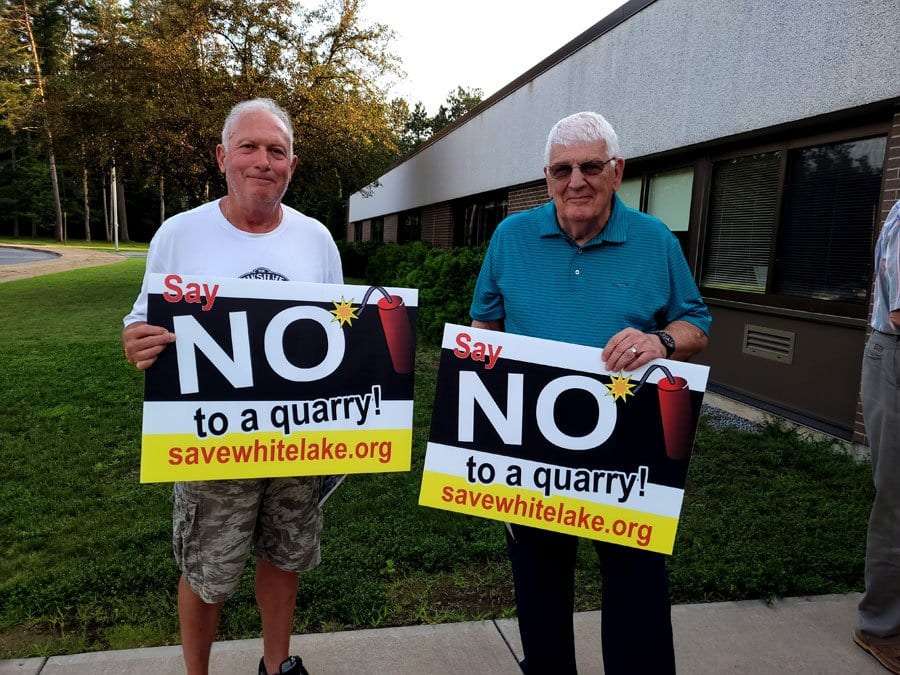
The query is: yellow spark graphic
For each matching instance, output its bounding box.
[606,373,636,402]
[330,298,358,327]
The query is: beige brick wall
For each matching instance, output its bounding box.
[346,222,355,241]
[361,219,371,242]
[508,180,548,213]
[853,108,900,446]
[422,203,454,248]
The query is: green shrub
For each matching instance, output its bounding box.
[390,245,486,346]
[340,240,486,346]
[366,241,429,286]
[335,241,380,279]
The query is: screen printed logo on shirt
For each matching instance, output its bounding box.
[240,267,288,281]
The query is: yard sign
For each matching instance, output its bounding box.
[140,273,417,482]
[419,324,708,554]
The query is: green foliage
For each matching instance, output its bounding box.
[359,242,485,345]
[396,86,483,155]
[365,241,429,286]
[335,240,380,279]
[430,85,484,135]
[0,0,407,241]
[0,263,874,658]
[395,246,486,345]
[0,141,56,235]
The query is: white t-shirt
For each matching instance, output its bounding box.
[124,199,343,326]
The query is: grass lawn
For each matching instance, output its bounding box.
[0,262,873,658]
[0,236,149,253]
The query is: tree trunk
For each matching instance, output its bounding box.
[62,210,67,242]
[21,1,64,241]
[111,162,118,247]
[47,143,63,241]
[159,174,165,226]
[102,170,110,241]
[117,172,130,242]
[11,146,19,237]
[83,165,91,241]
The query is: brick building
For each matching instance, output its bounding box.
[348,0,900,443]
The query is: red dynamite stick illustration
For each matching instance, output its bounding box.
[656,375,692,460]
[633,364,694,460]
[359,286,414,374]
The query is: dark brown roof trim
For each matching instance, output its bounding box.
[366,0,659,184]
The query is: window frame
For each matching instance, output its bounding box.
[619,161,698,261]
[696,122,890,319]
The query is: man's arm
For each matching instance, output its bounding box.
[602,320,707,372]
[122,322,175,370]
[472,319,503,331]
[891,310,900,330]
[121,228,174,370]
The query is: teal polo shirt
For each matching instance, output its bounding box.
[470,194,711,348]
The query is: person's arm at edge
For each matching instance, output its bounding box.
[886,202,900,329]
[121,228,174,370]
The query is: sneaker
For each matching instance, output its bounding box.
[258,655,310,675]
[854,629,900,673]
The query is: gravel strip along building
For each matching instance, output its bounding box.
[347,0,900,445]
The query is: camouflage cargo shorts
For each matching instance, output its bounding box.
[172,477,322,604]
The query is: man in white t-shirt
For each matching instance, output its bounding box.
[122,98,342,675]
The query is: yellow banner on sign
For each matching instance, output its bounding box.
[419,470,678,554]
[140,429,411,482]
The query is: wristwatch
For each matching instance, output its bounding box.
[651,330,676,358]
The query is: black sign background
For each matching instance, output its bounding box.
[146,294,416,403]
[428,348,701,489]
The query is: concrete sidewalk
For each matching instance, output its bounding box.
[1,593,885,674]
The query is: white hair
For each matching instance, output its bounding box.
[544,111,621,165]
[221,98,294,150]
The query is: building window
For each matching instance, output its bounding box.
[371,217,384,243]
[454,190,508,246]
[398,210,421,243]
[701,152,781,293]
[773,137,886,303]
[353,221,363,242]
[618,177,642,209]
[647,167,693,254]
[701,135,886,310]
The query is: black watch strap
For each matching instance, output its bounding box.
[651,330,676,358]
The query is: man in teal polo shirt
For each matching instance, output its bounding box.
[471,111,711,674]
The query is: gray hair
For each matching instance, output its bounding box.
[221,98,294,150]
[544,111,621,165]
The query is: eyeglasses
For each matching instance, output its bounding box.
[546,158,617,180]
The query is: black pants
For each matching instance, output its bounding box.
[507,524,675,675]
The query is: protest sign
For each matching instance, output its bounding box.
[140,273,417,483]
[418,324,708,554]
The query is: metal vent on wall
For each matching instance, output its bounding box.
[742,324,796,364]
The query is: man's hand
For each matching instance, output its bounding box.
[122,322,175,370]
[602,328,665,372]
[890,310,900,330]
